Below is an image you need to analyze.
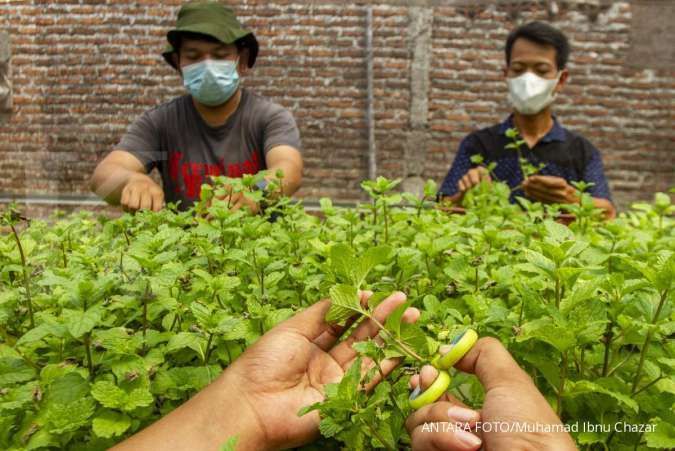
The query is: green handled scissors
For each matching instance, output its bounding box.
[409,329,478,410]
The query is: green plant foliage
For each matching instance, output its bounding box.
[0,177,673,450]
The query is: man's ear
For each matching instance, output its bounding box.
[171,53,181,74]
[556,69,569,93]
[238,48,251,75]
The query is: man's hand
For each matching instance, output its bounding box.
[522,175,578,205]
[120,173,164,212]
[458,167,492,193]
[225,291,420,449]
[406,338,577,451]
[112,292,420,451]
[219,191,260,214]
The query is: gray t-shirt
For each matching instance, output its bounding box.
[117,89,301,209]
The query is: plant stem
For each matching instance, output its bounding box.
[383,203,389,243]
[10,224,34,328]
[606,354,631,377]
[554,277,561,309]
[362,419,395,451]
[61,241,68,268]
[224,341,232,363]
[84,334,94,380]
[601,321,613,377]
[204,333,214,365]
[631,289,668,394]
[367,314,425,362]
[633,375,664,396]
[556,351,568,417]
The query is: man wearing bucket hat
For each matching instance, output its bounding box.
[90,1,303,212]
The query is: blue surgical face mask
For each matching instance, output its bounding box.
[182,58,240,106]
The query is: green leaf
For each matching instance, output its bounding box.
[400,323,427,354]
[326,284,364,324]
[91,380,153,412]
[560,281,596,314]
[48,372,90,404]
[166,332,207,360]
[384,301,410,338]
[0,382,36,411]
[522,249,556,278]
[0,357,36,385]
[516,318,575,352]
[566,380,638,412]
[645,419,675,448]
[62,307,102,339]
[91,380,126,408]
[319,416,344,438]
[543,220,573,243]
[191,302,214,329]
[330,244,356,282]
[92,410,132,438]
[45,397,95,434]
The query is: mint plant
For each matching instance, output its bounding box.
[0,179,673,450]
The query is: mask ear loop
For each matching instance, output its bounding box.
[550,70,563,99]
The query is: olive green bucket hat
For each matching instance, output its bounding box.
[162,1,259,70]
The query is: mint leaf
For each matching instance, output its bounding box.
[92,410,132,438]
[326,284,364,324]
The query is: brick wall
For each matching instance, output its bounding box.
[0,0,673,213]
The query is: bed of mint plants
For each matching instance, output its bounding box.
[0,174,673,451]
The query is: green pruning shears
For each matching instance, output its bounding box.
[409,329,478,410]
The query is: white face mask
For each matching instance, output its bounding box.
[507,72,561,115]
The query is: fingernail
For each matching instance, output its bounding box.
[447,405,479,423]
[455,429,482,448]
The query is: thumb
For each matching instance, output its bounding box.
[454,337,534,392]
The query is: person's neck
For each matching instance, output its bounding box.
[513,109,554,148]
[192,89,242,127]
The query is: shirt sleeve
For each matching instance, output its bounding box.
[438,137,475,197]
[116,110,163,173]
[582,145,612,201]
[262,106,302,155]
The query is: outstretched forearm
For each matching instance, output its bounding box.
[90,161,141,205]
[111,371,265,451]
[90,150,151,206]
[265,146,303,196]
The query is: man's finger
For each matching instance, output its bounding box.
[282,290,372,346]
[360,356,402,392]
[525,185,567,204]
[406,400,480,434]
[120,186,130,208]
[230,198,245,212]
[528,175,566,189]
[140,191,152,211]
[127,188,141,211]
[468,170,480,187]
[152,192,164,212]
[458,179,466,192]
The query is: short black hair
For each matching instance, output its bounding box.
[505,22,570,70]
